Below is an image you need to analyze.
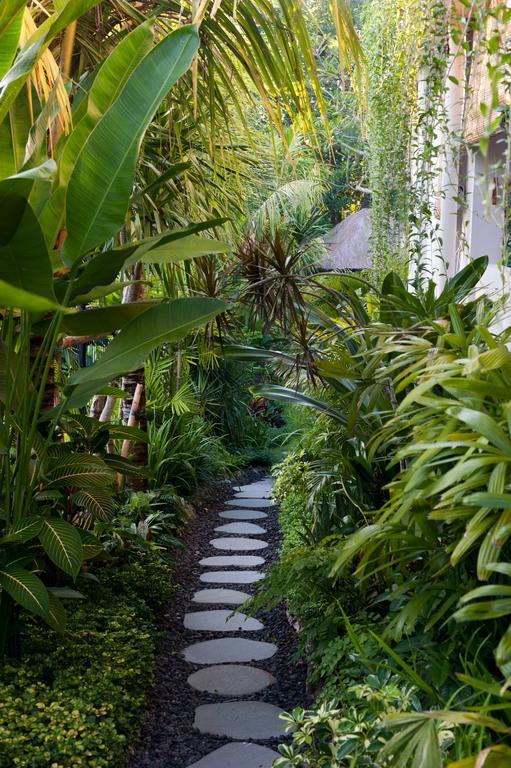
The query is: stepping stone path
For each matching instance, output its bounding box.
[187,664,275,695]
[187,743,280,768]
[199,554,265,567]
[183,637,278,664]
[200,570,265,584]
[184,610,263,632]
[214,522,267,535]
[225,498,274,508]
[210,536,268,551]
[182,476,285,767]
[194,702,287,740]
[233,479,274,499]
[218,508,268,520]
[192,588,250,605]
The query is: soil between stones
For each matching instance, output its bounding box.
[125,469,309,768]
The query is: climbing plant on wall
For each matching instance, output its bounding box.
[363,0,511,286]
[362,0,423,284]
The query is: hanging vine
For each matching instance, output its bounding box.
[363,0,511,287]
[362,0,423,284]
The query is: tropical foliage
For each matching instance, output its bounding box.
[2,0,510,766]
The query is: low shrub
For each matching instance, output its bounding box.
[148,414,239,492]
[0,551,172,768]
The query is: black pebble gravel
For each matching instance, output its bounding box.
[125,469,310,768]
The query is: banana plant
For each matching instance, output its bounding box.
[0,19,229,656]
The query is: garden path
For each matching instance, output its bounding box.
[127,473,307,768]
[183,477,284,768]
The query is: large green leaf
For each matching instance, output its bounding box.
[68,247,141,301]
[68,219,228,300]
[62,25,200,262]
[447,406,511,453]
[47,593,67,632]
[40,20,155,246]
[0,200,54,299]
[131,160,191,201]
[39,518,83,578]
[0,278,62,311]
[438,255,489,307]
[1,515,42,543]
[256,384,347,424]
[58,302,156,337]
[77,529,103,560]
[0,8,22,79]
[106,425,149,443]
[70,281,140,306]
[45,453,115,488]
[137,235,231,264]
[72,490,116,521]
[102,454,150,477]
[0,0,102,125]
[0,0,26,38]
[0,164,56,301]
[67,297,225,389]
[0,564,49,618]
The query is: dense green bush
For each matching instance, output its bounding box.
[0,552,172,768]
[148,413,239,492]
[261,261,511,765]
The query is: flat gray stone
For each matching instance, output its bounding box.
[218,509,268,521]
[235,478,273,493]
[200,570,265,584]
[211,537,268,551]
[215,522,267,535]
[234,491,273,499]
[192,588,250,605]
[194,701,286,739]
[187,664,275,696]
[225,498,273,508]
[234,485,273,498]
[200,554,265,567]
[184,610,263,632]
[182,638,277,664]
[186,742,280,768]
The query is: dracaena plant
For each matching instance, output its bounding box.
[0,16,229,656]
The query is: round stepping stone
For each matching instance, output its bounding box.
[215,522,267,535]
[234,477,274,493]
[186,742,280,768]
[234,490,273,500]
[182,638,277,664]
[211,537,268,551]
[200,570,265,584]
[219,509,268,521]
[187,664,275,696]
[194,701,287,739]
[225,498,273,508]
[234,492,273,499]
[184,610,263,632]
[192,588,250,605]
[200,554,265,567]
[234,486,273,497]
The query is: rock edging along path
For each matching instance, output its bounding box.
[126,472,309,768]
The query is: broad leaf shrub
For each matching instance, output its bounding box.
[258,262,511,765]
[0,551,172,767]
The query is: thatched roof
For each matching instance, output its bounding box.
[323,208,371,271]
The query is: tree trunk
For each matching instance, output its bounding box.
[90,394,106,419]
[29,336,60,413]
[121,370,147,490]
[99,396,117,423]
[121,262,148,490]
